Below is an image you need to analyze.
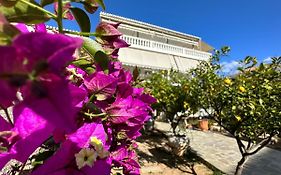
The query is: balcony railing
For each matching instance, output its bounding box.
[120,35,212,61]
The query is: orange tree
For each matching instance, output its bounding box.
[188,48,281,175]
[142,69,190,134]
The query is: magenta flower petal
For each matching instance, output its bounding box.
[0,80,17,108]
[112,145,140,175]
[0,116,13,131]
[84,72,118,101]
[0,46,25,75]
[31,122,109,174]
[96,22,122,37]
[31,141,79,175]
[139,94,157,104]
[109,109,132,124]
[0,152,14,169]
[14,23,29,33]
[113,38,130,48]
[116,83,133,99]
[0,103,54,169]
[132,88,144,97]
[24,82,82,132]
[34,23,47,33]
[54,2,74,20]
[13,33,83,74]
[68,122,107,148]
[82,158,112,174]
[12,103,54,162]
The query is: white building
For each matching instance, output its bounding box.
[100,12,212,73]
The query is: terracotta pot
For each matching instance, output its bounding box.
[199,119,209,131]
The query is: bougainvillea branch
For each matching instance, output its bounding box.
[0,1,155,174]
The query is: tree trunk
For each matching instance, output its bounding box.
[235,155,248,175]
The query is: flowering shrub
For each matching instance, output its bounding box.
[0,0,155,174]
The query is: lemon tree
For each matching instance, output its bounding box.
[188,48,281,175]
[142,69,190,134]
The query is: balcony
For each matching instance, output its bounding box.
[120,35,212,61]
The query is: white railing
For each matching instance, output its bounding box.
[120,35,212,61]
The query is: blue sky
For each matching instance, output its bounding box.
[103,0,281,73]
[102,0,281,62]
[48,0,281,72]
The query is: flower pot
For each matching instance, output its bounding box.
[199,119,209,131]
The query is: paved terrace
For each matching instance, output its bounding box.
[155,121,281,175]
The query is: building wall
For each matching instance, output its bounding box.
[100,12,212,73]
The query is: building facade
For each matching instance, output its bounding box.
[100,12,212,73]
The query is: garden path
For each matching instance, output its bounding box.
[155,121,281,175]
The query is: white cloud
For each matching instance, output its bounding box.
[220,61,240,75]
[262,57,272,64]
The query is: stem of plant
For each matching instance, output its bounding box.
[56,0,64,33]
[64,30,99,37]
[19,0,57,19]
[84,112,107,118]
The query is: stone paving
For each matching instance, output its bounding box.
[155,121,281,175]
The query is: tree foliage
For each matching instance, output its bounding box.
[188,47,281,175]
[142,69,190,134]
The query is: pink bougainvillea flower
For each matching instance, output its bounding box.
[116,83,133,99]
[112,144,140,175]
[106,96,153,125]
[14,23,30,33]
[110,67,133,84]
[66,65,87,85]
[0,46,25,108]
[14,23,47,33]
[0,33,83,100]
[84,71,118,101]
[83,0,99,14]
[0,32,86,169]
[96,22,122,38]
[0,104,54,169]
[106,96,134,124]
[54,2,74,20]
[19,73,87,135]
[31,122,111,175]
[34,23,47,33]
[0,80,17,108]
[95,22,129,58]
[12,32,83,74]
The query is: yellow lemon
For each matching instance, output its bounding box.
[239,86,246,93]
[235,115,241,121]
[224,78,232,85]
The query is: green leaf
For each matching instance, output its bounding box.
[72,59,92,67]
[0,0,18,7]
[40,0,54,7]
[70,7,91,33]
[0,22,20,45]
[72,59,95,74]
[0,0,50,24]
[94,51,109,74]
[82,37,103,58]
[0,146,8,152]
[81,1,98,14]
[95,0,105,10]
